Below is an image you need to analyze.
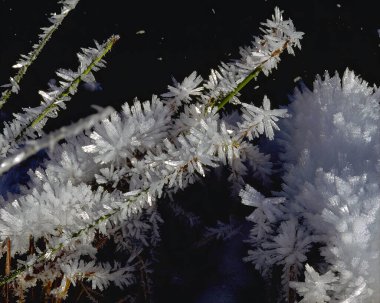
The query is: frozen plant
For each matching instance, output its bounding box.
[0,2,302,302]
[241,69,380,302]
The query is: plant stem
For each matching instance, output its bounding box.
[216,39,291,112]
[216,67,262,111]
[0,2,78,109]
[32,35,119,128]
[4,238,11,303]
[15,35,119,143]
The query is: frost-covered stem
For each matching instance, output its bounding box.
[216,67,262,111]
[35,35,118,127]
[28,236,35,256]
[0,208,120,286]
[77,281,88,302]
[217,40,290,111]
[5,238,10,275]
[0,106,114,176]
[28,237,35,301]
[77,281,95,302]
[0,237,68,286]
[0,0,79,109]
[0,195,126,286]
[14,35,119,143]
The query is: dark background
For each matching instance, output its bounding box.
[1,1,380,302]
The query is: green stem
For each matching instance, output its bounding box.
[215,39,291,112]
[32,35,119,128]
[216,66,262,111]
[0,5,76,110]
[15,35,119,142]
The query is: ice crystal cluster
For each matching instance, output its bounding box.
[241,70,380,302]
[0,1,303,301]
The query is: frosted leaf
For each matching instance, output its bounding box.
[60,259,134,291]
[56,68,75,81]
[12,62,27,69]
[38,90,54,102]
[81,72,96,83]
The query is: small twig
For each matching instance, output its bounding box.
[28,236,35,300]
[3,238,11,303]
[137,255,150,301]
[78,280,101,302]
[216,67,262,111]
[288,264,297,303]
[43,280,53,302]
[216,39,291,112]
[56,277,71,303]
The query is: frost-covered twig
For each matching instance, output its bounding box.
[0,106,114,176]
[201,7,303,110]
[0,35,119,160]
[15,34,119,142]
